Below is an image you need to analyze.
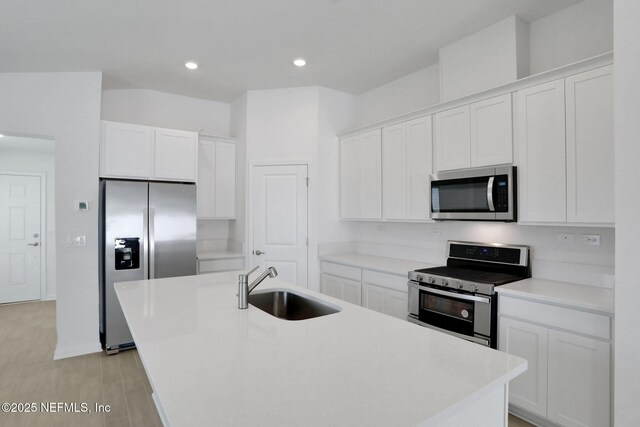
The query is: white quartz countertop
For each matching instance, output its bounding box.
[320,253,436,276]
[197,250,244,260]
[115,272,526,427]
[496,278,614,314]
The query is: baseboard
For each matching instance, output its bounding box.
[54,342,102,360]
[509,404,559,427]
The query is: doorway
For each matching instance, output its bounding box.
[250,164,309,287]
[0,134,55,303]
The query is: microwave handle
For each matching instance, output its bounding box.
[487,176,495,212]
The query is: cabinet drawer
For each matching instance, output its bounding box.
[321,262,361,281]
[500,296,610,340]
[198,258,244,274]
[362,269,408,292]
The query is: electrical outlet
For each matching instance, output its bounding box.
[582,234,601,245]
[66,234,87,247]
[557,233,575,242]
[376,225,385,232]
[431,228,442,237]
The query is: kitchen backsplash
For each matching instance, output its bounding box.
[321,221,614,289]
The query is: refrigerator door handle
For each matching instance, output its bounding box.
[143,208,149,279]
[149,207,155,279]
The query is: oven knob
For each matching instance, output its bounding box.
[470,284,478,293]
[416,275,424,282]
[442,279,449,287]
[429,277,436,284]
[455,281,463,290]
[461,309,469,319]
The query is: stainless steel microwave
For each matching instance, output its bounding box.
[430,166,516,221]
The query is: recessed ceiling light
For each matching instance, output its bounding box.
[293,58,307,67]
[185,62,198,70]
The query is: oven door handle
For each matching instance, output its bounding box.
[409,282,491,304]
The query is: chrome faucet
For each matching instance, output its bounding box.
[238,266,278,309]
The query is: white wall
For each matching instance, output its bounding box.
[240,86,356,290]
[354,65,440,127]
[0,147,56,299]
[0,72,103,359]
[230,94,248,255]
[439,15,529,102]
[529,0,613,74]
[101,88,230,135]
[614,0,640,423]
[353,1,612,127]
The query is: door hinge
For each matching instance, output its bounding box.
[306,177,310,187]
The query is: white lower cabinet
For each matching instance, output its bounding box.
[547,329,610,427]
[499,296,611,427]
[362,283,408,320]
[499,317,548,417]
[320,262,408,319]
[321,273,361,305]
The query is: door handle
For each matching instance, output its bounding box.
[27,242,39,246]
[254,250,265,256]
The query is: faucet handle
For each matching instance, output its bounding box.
[239,266,260,283]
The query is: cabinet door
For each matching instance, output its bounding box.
[341,276,362,305]
[213,141,236,218]
[406,116,432,220]
[565,66,614,224]
[516,80,567,222]
[359,130,382,219]
[197,141,215,218]
[386,289,408,320]
[382,123,408,219]
[362,283,386,314]
[434,105,470,172]
[498,317,548,418]
[154,128,198,182]
[471,94,513,167]
[547,330,610,427]
[339,136,360,218]
[321,273,342,299]
[101,121,153,179]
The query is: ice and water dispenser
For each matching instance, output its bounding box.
[114,238,140,270]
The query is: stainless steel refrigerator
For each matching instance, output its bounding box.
[99,179,197,354]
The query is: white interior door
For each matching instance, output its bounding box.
[0,174,41,303]
[252,165,308,287]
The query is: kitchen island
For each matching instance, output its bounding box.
[115,271,526,427]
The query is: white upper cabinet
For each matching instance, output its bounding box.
[100,120,198,182]
[565,66,614,224]
[197,138,236,219]
[340,129,382,219]
[516,80,567,223]
[434,94,513,172]
[154,128,198,182]
[470,94,513,167]
[100,121,153,179]
[434,105,470,172]
[517,66,614,225]
[382,116,432,220]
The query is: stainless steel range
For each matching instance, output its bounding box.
[408,241,530,348]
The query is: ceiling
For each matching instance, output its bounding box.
[0,0,580,103]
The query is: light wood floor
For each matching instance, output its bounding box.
[0,300,161,427]
[0,300,534,427]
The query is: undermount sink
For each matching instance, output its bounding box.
[248,289,341,321]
